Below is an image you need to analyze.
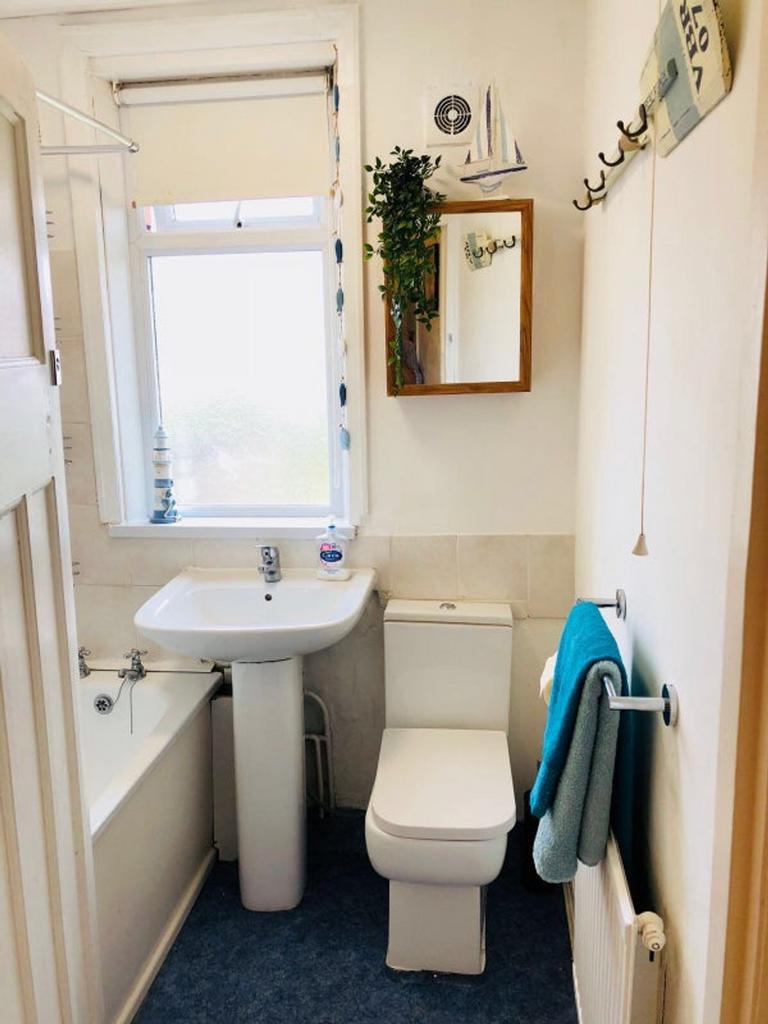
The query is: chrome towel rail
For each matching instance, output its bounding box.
[603,675,678,727]
[575,589,679,726]
[577,588,627,620]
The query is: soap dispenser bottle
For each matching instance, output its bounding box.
[316,522,350,581]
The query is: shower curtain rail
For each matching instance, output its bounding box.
[36,89,139,156]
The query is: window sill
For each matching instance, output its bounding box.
[108,517,356,540]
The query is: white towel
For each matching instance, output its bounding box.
[539,653,557,705]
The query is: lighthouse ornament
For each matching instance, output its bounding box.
[150,425,181,523]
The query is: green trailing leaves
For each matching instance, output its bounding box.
[364,148,445,392]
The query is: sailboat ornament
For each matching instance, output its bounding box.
[458,84,527,192]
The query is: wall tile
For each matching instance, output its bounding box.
[191,540,263,568]
[457,535,528,603]
[349,535,391,592]
[304,593,385,808]
[508,618,564,811]
[69,505,132,586]
[390,536,458,599]
[59,339,90,423]
[528,535,576,618]
[63,421,97,506]
[127,539,195,587]
[278,540,318,568]
[74,584,154,657]
[49,249,83,337]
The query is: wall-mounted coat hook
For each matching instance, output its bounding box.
[599,147,625,168]
[573,195,596,212]
[617,104,648,143]
[584,169,607,194]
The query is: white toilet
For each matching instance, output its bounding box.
[365,598,516,975]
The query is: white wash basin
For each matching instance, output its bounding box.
[134,567,376,663]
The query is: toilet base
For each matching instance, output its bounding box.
[386,881,487,975]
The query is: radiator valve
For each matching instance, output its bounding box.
[637,911,666,953]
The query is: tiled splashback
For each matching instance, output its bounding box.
[71,522,573,810]
[70,516,574,653]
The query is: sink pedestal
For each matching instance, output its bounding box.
[231,658,306,911]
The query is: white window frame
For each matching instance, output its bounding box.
[55,6,366,538]
[129,199,345,521]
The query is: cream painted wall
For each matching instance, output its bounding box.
[360,0,584,535]
[576,1,768,1022]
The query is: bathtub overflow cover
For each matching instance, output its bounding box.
[94,694,114,714]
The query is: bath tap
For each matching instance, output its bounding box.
[118,648,148,683]
[78,646,92,678]
[258,545,282,583]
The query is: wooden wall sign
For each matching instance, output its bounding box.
[641,0,733,157]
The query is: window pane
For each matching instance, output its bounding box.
[166,196,317,226]
[171,200,238,223]
[149,250,330,509]
[238,197,316,221]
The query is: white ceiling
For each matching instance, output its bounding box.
[0,0,195,18]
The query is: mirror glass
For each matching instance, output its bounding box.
[387,199,532,395]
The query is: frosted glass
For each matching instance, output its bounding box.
[149,250,330,509]
[170,197,315,224]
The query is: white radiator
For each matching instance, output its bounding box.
[572,834,666,1024]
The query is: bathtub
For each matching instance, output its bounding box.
[77,668,221,1024]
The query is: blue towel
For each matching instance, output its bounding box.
[530,602,627,817]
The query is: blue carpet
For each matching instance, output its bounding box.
[135,811,577,1023]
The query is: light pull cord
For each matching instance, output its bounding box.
[633,143,658,557]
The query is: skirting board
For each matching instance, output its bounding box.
[113,848,217,1024]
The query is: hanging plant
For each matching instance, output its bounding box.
[364,147,445,393]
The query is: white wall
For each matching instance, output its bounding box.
[361,0,584,535]
[576,1,768,1021]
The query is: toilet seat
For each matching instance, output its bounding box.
[369,728,516,841]
[365,807,508,887]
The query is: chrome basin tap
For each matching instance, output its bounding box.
[258,545,282,583]
[78,646,92,679]
[118,648,147,683]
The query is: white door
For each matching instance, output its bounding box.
[0,32,101,1024]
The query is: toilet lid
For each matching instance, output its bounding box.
[370,728,516,841]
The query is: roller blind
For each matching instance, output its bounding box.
[119,80,330,205]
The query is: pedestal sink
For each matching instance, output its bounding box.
[134,567,375,911]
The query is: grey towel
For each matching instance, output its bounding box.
[533,660,621,883]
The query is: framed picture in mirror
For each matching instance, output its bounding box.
[385,198,533,396]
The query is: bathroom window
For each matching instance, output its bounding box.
[133,197,343,518]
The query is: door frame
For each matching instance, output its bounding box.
[720,259,768,1022]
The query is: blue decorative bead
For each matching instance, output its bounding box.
[335,238,343,264]
[340,427,351,450]
[336,288,344,313]
[335,136,341,161]
[334,84,340,111]
[339,382,347,407]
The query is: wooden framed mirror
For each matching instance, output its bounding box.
[385,198,533,396]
